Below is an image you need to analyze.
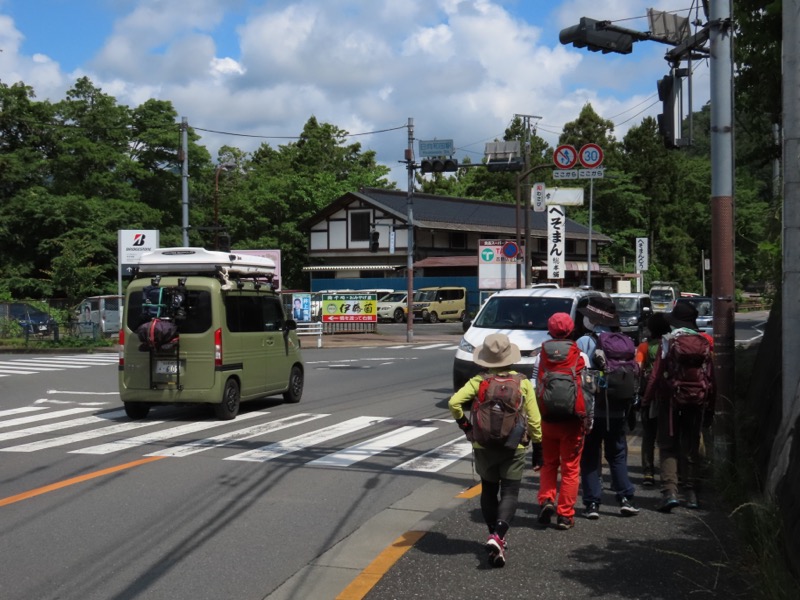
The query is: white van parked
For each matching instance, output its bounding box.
[452,287,608,391]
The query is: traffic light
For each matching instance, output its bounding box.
[657,73,682,148]
[369,229,380,253]
[486,158,524,173]
[559,17,634,55]
[420,157,459,174]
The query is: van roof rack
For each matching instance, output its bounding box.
[133,247,277,287]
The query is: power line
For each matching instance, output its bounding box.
[192,123,407,140]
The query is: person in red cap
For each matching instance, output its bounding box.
[534,312,592,530]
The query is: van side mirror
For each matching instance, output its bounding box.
[285,319,298,331]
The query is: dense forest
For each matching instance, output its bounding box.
[0,0,781,303]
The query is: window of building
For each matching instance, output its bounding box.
[450,232,466,249]
[350,211,371,241]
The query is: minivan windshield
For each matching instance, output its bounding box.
[612,297,640,313]
[473,296,573,330]
[650,290,675,302]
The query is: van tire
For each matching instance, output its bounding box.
[283,365,304,403]
[428,311,439,323]
[393,308,405,323]
[215,379,240,420]
[124,402,150,420]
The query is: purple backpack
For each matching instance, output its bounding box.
[596,331,639,400]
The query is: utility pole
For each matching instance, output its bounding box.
[708,2,735,465]
[516,114,541,287]
[405,118,415,343]
[181,117,189,247]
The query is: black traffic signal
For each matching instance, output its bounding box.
[657,74,681,148]
[559,17,633,55]
[486,158,524,173]
[420,157,459,174]
[369,229,380,253]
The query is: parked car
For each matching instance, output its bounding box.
[377,290,415,323]
[0,302,58,338]
[649,281,681,312]
[611,293,652,344]
[412,286,467,323]
[674,296,713,334]
[73,295,124,337]
[453,287,608,391]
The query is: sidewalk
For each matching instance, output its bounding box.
[358,436,756,600]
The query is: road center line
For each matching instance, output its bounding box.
[0,456,165,508]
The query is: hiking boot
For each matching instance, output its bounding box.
[619,497,640,516]
[642,473,655,487]
[584,502,600,520]
[484,533,506,567]
[657,492,680,513]
[556,515,574,530]
[685,488,699,509]
[537,501,556,525]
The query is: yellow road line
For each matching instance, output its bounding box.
[0,456,165,507]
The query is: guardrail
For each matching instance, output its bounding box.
[296,321,324,348]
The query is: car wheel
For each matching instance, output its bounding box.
[428,311,439,323]
[283,365,304,404]
[214,378,240,420]
[124,401,150,420]
[393,308,405,323]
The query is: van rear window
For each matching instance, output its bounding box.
[126,289,212,334]
[474,297,573,330]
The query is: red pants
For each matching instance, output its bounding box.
[537,419,585,519]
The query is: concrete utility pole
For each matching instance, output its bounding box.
[406,118,415,343]
[770,0,800,495]
[181,117,190,247]
[516,114,541,287]
[709,1,736,464]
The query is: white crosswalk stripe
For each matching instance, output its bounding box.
[0,408,470,473]
[0,354,118,377]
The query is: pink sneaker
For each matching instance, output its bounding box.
[484,533,507,567]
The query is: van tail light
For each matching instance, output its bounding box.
[118,327,125,368]
[214,328,223,367]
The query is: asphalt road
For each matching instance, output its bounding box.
[0,346,470,600]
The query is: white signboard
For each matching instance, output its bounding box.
[545,187,584,206]
[118,229,160,276]
[479,239,523,289]
[532,182,546,212]
[635,237,649,272]
[547,206,566,281]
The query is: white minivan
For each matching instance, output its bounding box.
[452,287,608,391]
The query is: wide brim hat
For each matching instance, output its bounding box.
[577,296,620,328]
[667,302,699,330]
[473,333,522,368]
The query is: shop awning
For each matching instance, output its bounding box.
[413,256,477,268]
[302,264,404,272]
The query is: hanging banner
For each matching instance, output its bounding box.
[532,182,546,212]
[547,205,565,280]
[636,237,649,271]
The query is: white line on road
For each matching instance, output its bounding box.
[394,437,473,472]
[308,425,437,468]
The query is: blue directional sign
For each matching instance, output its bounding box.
[419,139,455,158]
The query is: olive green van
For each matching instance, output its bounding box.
[118,248,304,420]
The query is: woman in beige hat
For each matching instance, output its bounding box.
[449,333,542,568]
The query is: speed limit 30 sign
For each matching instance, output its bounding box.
[578,144,604,169]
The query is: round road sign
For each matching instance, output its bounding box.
[554,145,578,169]
[579,143,604,169]
[501,241,519,259]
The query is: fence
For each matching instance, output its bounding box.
[296,321,324,348]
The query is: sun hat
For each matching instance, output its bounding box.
[548,312,574,339]
[667,302,699,330]
[577,296,620,328]
[473,333,522,368]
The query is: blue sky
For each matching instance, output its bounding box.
[0,0,708,188]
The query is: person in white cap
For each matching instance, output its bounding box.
[449,333,542,568]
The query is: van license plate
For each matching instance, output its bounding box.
[156,361,183,375]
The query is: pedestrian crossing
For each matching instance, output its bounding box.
[0,354,118,377]
[0,406,473,473]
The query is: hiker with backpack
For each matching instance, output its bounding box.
[534,312,593,531]
[635,312,672,487]
[576,296,641,519]
[449,333,541,568]
[644,301,715,512]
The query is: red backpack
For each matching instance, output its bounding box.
[664,333,713,406]
[470,373,529,449]
[537,339,587,421]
